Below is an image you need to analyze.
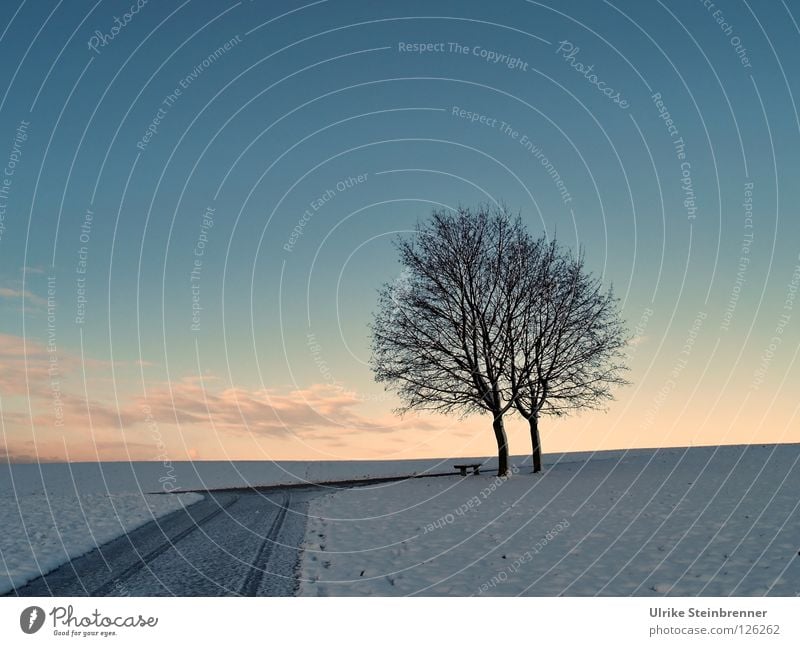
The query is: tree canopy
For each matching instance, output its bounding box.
[371,205,628,475]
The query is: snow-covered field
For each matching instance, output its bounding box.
[0,456,485,595]
[1,462,214,595]
[300,444,800,596]
[4,445,798,597]
[0,489,201,594]
[0,456,497,496]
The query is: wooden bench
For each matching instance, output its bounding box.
[454,463,481,476]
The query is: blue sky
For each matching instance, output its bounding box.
[1,0,798,462]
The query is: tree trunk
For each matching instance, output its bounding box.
[492,414,510,476]
[529,414,542,473]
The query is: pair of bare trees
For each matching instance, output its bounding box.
[370,205,628,475]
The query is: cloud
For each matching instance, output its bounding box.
[0,333,63,396]
[0,331,442,458]
[0,444,63,464]
[0,333,149,399]
[0,439,158,463]
[133,380,437,438]
[0,287,46,306]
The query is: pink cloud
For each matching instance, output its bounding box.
[134,380,437,438]
[0,332,443,460]
[0,333,65,396]
[0,287,46,305]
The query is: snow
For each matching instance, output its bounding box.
[299,444,800,595]
[0,462,204,594]
[0,455,488,595]
[4,445,798,597]
[0,490,201,594]
[0,457,501,496]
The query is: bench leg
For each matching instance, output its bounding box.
[473,466,480,475]
[459,467,467,476]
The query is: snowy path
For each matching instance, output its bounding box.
[0,458,466,594]
[7,489,312,596]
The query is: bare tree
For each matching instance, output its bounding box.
[370,206,527,476]
[371,205,628,476]
[508,240,629,473]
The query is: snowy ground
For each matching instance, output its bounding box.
[300,444,800,596]
[0,489,201,594]
[4,445,798,597]
[0,456,484,595]
[0,457,497,496]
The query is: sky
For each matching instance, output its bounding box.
[0,0,798,463]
